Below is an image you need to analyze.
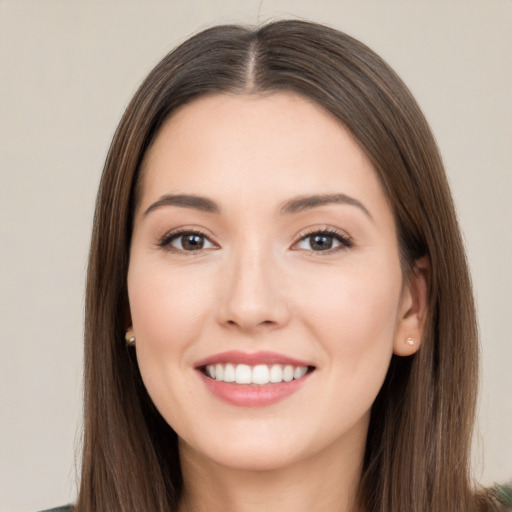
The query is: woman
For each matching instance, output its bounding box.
[51,20,510,512]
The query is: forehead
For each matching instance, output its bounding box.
[136,92,389,218]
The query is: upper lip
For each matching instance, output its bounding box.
[194,350,313,368]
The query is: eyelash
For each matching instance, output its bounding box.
[158,227,353,255]
[158,228,216,253]
[292,227,353,254]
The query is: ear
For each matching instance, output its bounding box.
[124,311,135,345]
[393,256,430,356]
[123,297,133,331]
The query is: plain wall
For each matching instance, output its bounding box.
[0,1,510,511]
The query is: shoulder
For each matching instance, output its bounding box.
[480,484,512,511]
[493,484,512,509]
[37,507,73,512]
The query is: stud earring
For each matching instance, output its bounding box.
[406,336,414,346]
[125,330,136,347]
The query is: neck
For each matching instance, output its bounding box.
[177,423,366,512]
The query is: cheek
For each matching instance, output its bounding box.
[297,260,402,365]
[301,264,402,422]
[310,265,400,323]
[127,260,218,426]
[127,259,215,359]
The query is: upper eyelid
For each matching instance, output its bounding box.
[294,226,352,242]
[161,225,214,239]
[159,227,218,248]
[158,226,352,249]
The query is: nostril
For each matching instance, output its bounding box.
[224,318,277,328]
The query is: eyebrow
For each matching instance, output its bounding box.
[143,192,371,219]
[144,194,221,216]
[280,193,372,219]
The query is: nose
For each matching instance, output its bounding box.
[216,242,290,333]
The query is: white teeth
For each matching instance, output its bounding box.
[215,364,224,381]
[252,364,270,385]
[235,364,252,384]
[269,364,283,383]
[205,363,309,385]
[283,365,294,382]
[224,363,235,382]
[294,366,308,379]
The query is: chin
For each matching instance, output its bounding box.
[178,428,312,473]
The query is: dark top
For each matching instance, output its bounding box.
[487,484,512,511]
[38,485,512,512]
[38,507,71,512]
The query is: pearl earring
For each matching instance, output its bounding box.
[125,330,136,347]
[406,336,414,346]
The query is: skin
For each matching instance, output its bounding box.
[127,92,428,512]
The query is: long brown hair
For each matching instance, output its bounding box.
[78,20,484,512]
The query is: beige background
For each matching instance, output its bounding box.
[0,1,510,511]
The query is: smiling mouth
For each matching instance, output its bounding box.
[200,363,315,385]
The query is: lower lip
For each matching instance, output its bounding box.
[198,371,311,407]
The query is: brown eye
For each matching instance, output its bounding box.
[309,234,334,250]
[294,230,352,252]
[181,233,206,250]
[160,231,216,252]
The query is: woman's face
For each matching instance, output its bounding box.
[128,92,423,472]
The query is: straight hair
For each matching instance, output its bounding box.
[77,20,488,512]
